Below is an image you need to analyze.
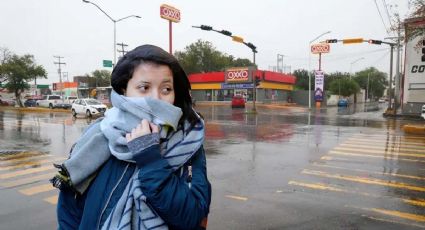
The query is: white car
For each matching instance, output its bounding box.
[71,99,107,117]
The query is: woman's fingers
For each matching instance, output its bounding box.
[126,119,159,142]
[150,123,159,133]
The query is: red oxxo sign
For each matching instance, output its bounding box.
[311,43,330,54]
[225,67,253,83]
[160,4,180,22]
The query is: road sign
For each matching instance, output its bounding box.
[103,60,113,68]
[160,4,181,23]
[311,43,330,54]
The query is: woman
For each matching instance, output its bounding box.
[52,45,211,230]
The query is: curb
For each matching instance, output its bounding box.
[0,106,71,113]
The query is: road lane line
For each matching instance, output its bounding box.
[329,150,425,163]
[19,183,55,195]
[0,152,46,161]
[0,171,56,188]
[334,147,425,158]
[354,134,425,140]
[344,141,425,150]
[340,143,425,154]
[44,195,58,205]
[0,156,65,171]
[312,163,425,180]
[362,215,425,229]
[0,154,52,166]
[367,208,425,222]
[288,181,345,192]
[0,165,53,179]
[302,169,425,192]
[225,195,248,201]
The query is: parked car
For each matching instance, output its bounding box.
[337,98,349,107]
[37,95,62,108]
[0,98,15,106]
[24,99,38,107]
[72,98,107,117]
[231,95,245,108]
[54,103,72,109]
[65,96,78,104]
[421,105,425,120]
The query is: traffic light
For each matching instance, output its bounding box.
[232,36,244,43]
[246,42,257,52]
[326,39,338,43]
[342,38,364,44]
[368,39,382,45]
[220,30,232,36]
[254,76,261,87]
[200,25,212,31]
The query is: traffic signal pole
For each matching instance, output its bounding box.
[252,51,257,112]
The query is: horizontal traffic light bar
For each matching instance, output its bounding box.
[322,38,395,46]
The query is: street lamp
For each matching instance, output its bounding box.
[82,0,141,67]
[308,31,331,109]
[349,57,365,78]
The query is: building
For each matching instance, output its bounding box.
[402,16,425,115]
[188,69,296,102]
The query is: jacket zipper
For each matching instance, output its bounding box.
[96,163,130,230]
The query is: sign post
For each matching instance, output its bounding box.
[311,43,329,108]
[160,4,181,54]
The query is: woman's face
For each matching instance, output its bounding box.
[125,62,175,104]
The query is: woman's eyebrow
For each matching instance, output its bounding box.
[162,79,172,83]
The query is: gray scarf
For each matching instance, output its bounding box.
[53,90,204,229]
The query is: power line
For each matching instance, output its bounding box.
[382,0,394,29]
[374,0,391,34]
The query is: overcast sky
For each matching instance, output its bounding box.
[0,0,411,85]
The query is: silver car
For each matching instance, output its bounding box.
[71,99,107,117]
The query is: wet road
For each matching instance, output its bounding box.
[0,104,424,229]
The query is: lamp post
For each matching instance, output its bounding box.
[308,31,331,109]
[82,0,141,67]
[349,57,364,79]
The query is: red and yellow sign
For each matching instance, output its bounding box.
[160,4,180,23]
[225,67,253,83]
[311,43,330,54]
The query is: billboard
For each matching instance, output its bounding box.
[160,4,180,23]
[314,70,325,102]
[311,43,330,54]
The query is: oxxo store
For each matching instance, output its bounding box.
[188,67,296,102]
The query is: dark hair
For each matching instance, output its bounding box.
[111,45,200,128]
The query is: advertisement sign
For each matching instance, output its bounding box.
[311,43,330,54]
[404,33,425,103]
[314,70,325,102]
[160,4,180,23]
[225,67,255,83]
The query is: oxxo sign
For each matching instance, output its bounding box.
[225,67,254,83]
[160,4,180,23]
[311,43,330,54]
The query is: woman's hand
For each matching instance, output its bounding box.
[126,119,159,142]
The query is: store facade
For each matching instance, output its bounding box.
[188,68,296,102]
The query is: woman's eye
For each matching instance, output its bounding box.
[138,85,149,92]
[162,87,173,94]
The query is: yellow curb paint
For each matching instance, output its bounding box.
[225,195,248,201]
[362,215,425,229]
[334,147,425,158]
[44,195,58,205]
[19,183,55,195]
[0,171,56,188]
[0,165,53,179]
[301,169,425,192]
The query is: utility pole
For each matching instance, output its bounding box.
[54,56,66,102]
[117,42,129,58]
[394,21,402,110]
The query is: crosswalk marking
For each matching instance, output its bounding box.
[367,208,425,222]
[329,150,425,163]
[334,147,425,158]
[0,165,53,179]
[301,169,425,192]
[339,143,425,153]
[19,183,55,195]
[0,154,52,167]
[0,171,56,188]
[0,156,65,171]
[225,195,248,201]
[348,137,425,147]
[0,152,45,161]
[362,215,425,229]
[343,141,425,150]
[44,195,58,205]
[354,134,425,140]
[403,199,425,207]
[311,163,425,180]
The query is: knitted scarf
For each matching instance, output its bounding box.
[52,90,204,229]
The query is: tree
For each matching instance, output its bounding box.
[353,67,388,101]
[91,69,111,87]
[0,54,47,107]
[293,69,311,90]
[329,78,360,97]
[174,39,254,74]
[324,72,351,91]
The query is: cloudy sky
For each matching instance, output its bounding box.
[0,0,412,85]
